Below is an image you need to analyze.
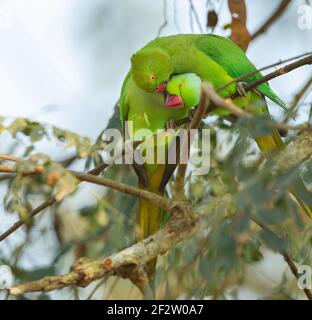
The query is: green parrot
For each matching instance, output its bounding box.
[128,33,311,218]
[166,72,312,218]
[121,34,311,283]
[131,34,286,108]
[119,71,196,282]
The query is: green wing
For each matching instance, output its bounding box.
[196,35,287,110]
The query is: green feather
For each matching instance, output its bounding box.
[195,35,288,111]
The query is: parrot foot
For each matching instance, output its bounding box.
[237,81,262,98]
[166,118,177,130]
[236,81,248,97]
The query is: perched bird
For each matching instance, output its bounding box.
[165,72,312,218]
[119,71,195,285]
[130,34,286,110]
[121,34,311,284]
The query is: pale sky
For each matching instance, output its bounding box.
[0,0,311,140]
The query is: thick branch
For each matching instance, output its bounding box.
[10,209,199,295]
[273,131,312,171]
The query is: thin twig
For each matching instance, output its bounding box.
[204,86,312,133]
[283,76,312,122]
[86,279,106,300]
[175,54,312,128]
[173,0,181,33]
[253,218,312,300]
[250,0,292,41]
[0,154,24,163]
[232,55,312,98]
[0,148,127,242]
[157,0,168,37]
[216,52,312,93]
[0,158,172,211]
[282,253,312,300]
[71,170,172,212]
[188,0,204,33]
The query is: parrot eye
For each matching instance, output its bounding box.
[150,75,156,81]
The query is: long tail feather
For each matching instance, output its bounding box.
[136,165,165,281]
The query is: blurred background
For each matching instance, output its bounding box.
[0,0,311,300]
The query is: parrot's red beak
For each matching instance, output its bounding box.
[155,82,167,93]
[164,94,184,108]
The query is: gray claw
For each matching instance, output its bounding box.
[237,81,248,97]
[237,81,262,98]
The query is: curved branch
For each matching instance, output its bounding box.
[10,208,198,295]
[0,152,124,242]
[175,54,312,127]
[250,0,292,41]
[233,55,312,97]
[283,76,312,122]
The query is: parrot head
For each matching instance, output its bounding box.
[164,73,201,109]
[131,48,173,93]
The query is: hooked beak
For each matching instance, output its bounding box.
[164,94,184,108]
[155,82,167,93]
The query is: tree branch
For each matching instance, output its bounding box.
[201,84,312,133]
[8,118,312,297]
[283,76,312,122]
[0,147,127,242]
[156,0,168,37]
[71,170,172,212]
[228,0,250,51]
[216,52,312,93]
[232,55,312,98]
[250,0,292,41]
[174,84,211,200]
[10,206,198,295]
[253,218,312,300]
[272,131,312,171]
[175,54,312,128]
[282,252,312,300]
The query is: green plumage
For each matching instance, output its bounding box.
[130,34,288,111]
[120,34,311,288]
